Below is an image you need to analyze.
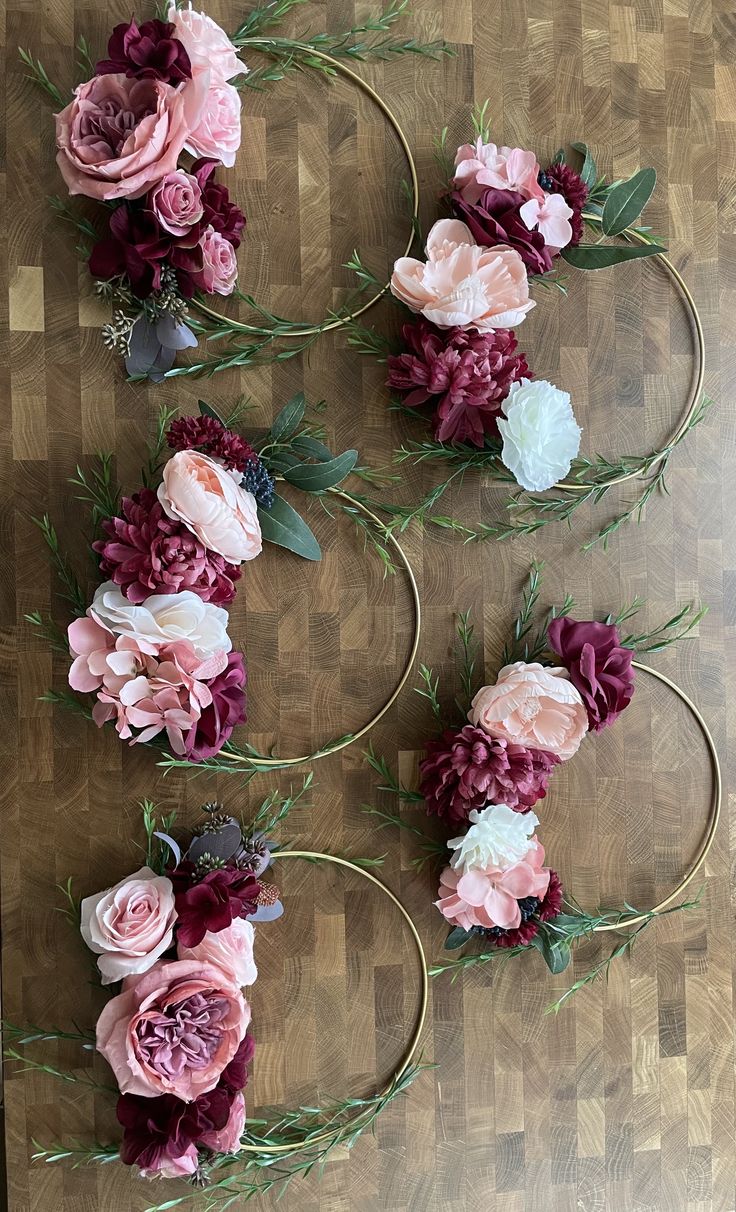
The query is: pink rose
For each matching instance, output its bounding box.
[390,219,535,331]
[178,917,257,987]
[80,866,177,985]
[192,226,238,295]
[150,169,204,235]
[168,5,247,84]
[96,959,250,1101]
[453,139,545,205]
[139,1144,199,1181]
[199,1090,246,1154]
[54,72,207,202]
[436,839,550,931]
[470,661,588,760]
[185,82,242,169]
[158,450,262,564]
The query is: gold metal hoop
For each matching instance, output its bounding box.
[213,488,421,771]
[593,661,721,933]
[190,41,419,339]
[241,850,428,1155]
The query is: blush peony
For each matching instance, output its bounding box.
[470,661,589,759]
[158,450,262,564]
[497,378,581,491]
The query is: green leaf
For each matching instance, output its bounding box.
[552,147,565,165]
[531,930,572,974]
[601,167,656,236]
[283,449,358,492]
[445,926,473,951]
[198,399,227,425]
[269,392,306,443]
[258,493,321,560]
[292,435,334,462]
[561,243,663,270]
[570,141,596,188]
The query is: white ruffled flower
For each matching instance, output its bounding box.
[90,582,232,661]
[497,378,581,492]
[448,804,539,872]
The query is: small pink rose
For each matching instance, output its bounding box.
[150,170,204,236]
[185,81,242,169]
[193,226,238,295]
[80,866,177,985]
[178,917,257,987]
[158,450,262,564]
[470,661,588,759]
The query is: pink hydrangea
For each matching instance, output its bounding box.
[435,839,551,932]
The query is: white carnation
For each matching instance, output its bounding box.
[90,582,232,661]
[448,803,538,872]
[498,378,581,492]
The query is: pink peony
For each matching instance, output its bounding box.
[184,651,247,761]
[453,139,544,205]
[470,661,589,760]
[158,450,262,564]
[168,5,247,84]
[390,219,535,331]
[436,838,550,931]
[178,917,257,988]
[96,959,250,1101]
[149,170,204,236]
[185,82,242,169]
[192,226,239,295]
[80,866,177,986]
[54,72,207,202]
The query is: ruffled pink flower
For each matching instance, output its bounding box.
[199,1090,246,1154]
[185,82,242,169]
[111,641,227,754]
[453,139,545,205]
[436,839,551,931]
[168,5,247,85]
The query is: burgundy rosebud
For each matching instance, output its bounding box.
[542,162,589,246]
[96,18,192,84]
[547,616,635,732]
[184,652,248,762]
[171,863,261,948]
[192,159,247,248]
[450,188,554,276]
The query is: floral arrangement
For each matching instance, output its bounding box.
[21,1,450,379]
[366,566,705,1009]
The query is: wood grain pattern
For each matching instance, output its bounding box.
[2,1,734,1209]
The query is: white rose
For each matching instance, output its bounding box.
[497,378,581,492]
[448,804,539,873]
[80,866,176,985]
[90,582,232,660]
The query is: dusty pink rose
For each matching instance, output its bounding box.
[470,661,588,760]
[436,839,550,931]
[139,1145,199,1180]
[453,139,544,205]
[158,450,262,564]
[168,5,247,84]
[96,959,251,1101]
[390,219,535,332]
[192,226,238,295]
[200,1090,246,1154]
[149,170,204,235]
[54,72,207,202]
[178,917,257,987]
[185,82,242,169]
[81,866,177,985]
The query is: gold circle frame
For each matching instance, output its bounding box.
[241,850,428,1156]
[191,42,419,340]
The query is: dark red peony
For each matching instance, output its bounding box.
[89,206,204,299]
[542,162,589,246]
[167,415,256,472]
[419,724,560,827]
[548,616,635,732]
[93,488,241,606]
[192,160,246,248]
[451,188,554,276]
[117,1086,230,1172]
[184,652,247,762]
[95,19,192,84]
[170,862,261,948]
[387,320,529,447]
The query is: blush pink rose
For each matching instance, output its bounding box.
[199,1090,246,1154]
[436,839,550,931]
[168,5,247,84]
[54,72,207,202]
[178,917,257,988]
[390,219,535,332]
[192,226,238,295]
[185,82,242,169]
[96,959,250,1101]
[158,450,262,564]
[453,139,545,205]
[150,169,204,235]
[470,661,589,760]
[80,866,177,985]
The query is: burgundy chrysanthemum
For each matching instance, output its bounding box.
[490,919,540,948]
[170,863,261,949]
[419,724,560,828]
[184,652,247,762]
[92,489,241,606]
[192,160,247,248]
[95,19,192,84]
[387,320,530,447]
[542,163,589,246]
[451,187,554,275]
[167,415,257,472]
[536,870,563,922]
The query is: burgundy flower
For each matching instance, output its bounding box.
[93,488,241,606]
[171,863,261,948]
[419,724,560,828]
[117,1086,230,1171]
[542,162,589,246]
[96,19,192,84]
[387,319,529,447]
[451,188,554,276]
[89,207,171,298]
[167,415,256,472]
[184,652,247,762]
[219,1032,256,1095]
[548,616,635,732]
[192,160,246,248]
[537,870,563,922]
[489,918,540,948]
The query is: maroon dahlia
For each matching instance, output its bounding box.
[542,162,589,246]
[450,187,554,276]
[95,18,192,84]
[89,206,204,300]
[93,488,241,606]
[167,415,257,472]
[170,863,262,949]
[192,159,247,248]
[386,320,529,447]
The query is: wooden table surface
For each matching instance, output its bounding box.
[2,1,734,1209]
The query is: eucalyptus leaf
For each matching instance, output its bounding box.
[265,450,302,472]
[198,399,227,425]
[530,930,572,974]
[445,926,473,950]
[601,167,656,236]
[292,435,334,462]
[283,449,358,492]
[570,141,597,188]
[561,243,662,270]
[258,493,321,560]
[552,147,565,165]
[269,392,306,443]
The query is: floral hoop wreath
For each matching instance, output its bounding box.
[365,566,718,1010]
[21,3,448,380]
[348,109,709,549]
[31,398,420,775]
[7,803,428,1206]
